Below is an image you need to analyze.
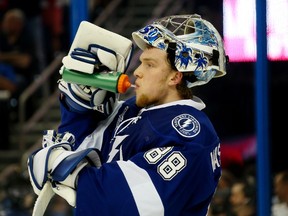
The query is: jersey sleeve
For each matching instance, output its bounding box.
[75,143,221,216]
[57,96,140,150]
[57,98,103,148]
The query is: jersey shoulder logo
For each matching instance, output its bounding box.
[171,113,200,138]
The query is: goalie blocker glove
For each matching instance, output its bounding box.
[61,21,133,74]
[28,130,102,211]
[57,21,133,115]
[27,130,78,195]
[58,78,116,115]
[50,147,101,207]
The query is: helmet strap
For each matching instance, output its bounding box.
[167,42,177,71]
[212,49,219,66]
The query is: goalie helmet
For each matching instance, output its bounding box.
[132,14,228,87]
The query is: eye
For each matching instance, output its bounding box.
[145,62,154,68]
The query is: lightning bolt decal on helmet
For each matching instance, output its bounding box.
[132,14,229,87]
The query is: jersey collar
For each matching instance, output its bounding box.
[142,96,206,112]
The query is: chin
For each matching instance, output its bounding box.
[136,94,150,108]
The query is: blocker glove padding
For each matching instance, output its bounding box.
[58,21,133,114]
[28,130,77,195]
[28,143,73,195]
[28,130,102,211]
[61,21,133,74]
[58,78,116,115]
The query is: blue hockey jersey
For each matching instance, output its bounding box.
[58,96,222,216]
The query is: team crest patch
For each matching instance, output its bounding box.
[171,114,200,138]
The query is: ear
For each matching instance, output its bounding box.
[169,71,183,86]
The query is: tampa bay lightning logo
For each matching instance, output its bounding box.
[171,114,200,138]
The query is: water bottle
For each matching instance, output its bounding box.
[62,67,132,93]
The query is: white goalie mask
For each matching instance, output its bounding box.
[132,14,228,87]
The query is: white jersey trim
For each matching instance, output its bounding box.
[77,100,124,151]
[142,96,206,112]
[117,160,164,216]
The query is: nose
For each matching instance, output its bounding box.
[133,65,142,78]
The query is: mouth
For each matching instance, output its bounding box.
[134,81,140,89]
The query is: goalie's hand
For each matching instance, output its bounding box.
[58,79,116,115]
[50,159,88,207]
[48,148,101,207]
[61,21,133,74]
[57,21,133,115]
[28,130,101,206]
[27,143,73,196]
[27,130,75,195]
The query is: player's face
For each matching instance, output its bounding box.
[133,47,180,108]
